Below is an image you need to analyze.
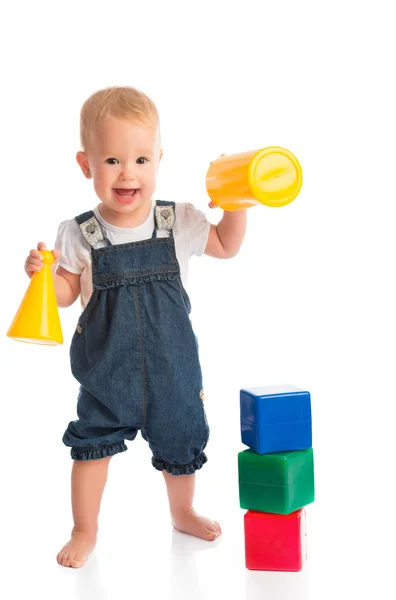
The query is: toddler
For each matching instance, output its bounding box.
[24,86,247,568]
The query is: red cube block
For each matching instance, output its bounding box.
[244,509,307,571]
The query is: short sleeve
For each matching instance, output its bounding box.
[179,202,210,257]
[54,219,87,275]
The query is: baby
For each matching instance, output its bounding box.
[24,86,247,568]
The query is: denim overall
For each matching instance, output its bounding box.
[62,201,209,476]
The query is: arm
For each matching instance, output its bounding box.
[53,266,81,308]
[204,208,247,259]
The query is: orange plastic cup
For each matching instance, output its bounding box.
[206,147,303,211]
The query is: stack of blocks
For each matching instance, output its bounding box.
[238,385,315,571]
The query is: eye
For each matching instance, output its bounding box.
[105,158,119,165]
[136,157,148,164]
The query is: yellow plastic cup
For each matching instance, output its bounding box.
[7,250,63,345]
[206,146,303,211]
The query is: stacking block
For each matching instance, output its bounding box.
[240,385,312,454]
[238,448,314,514]
[244,509,306,571]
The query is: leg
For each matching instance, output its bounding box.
[162,471,222,541]
[57,456,112,568]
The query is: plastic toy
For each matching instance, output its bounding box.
[239,384,315,571]
[244,509,306,571]
[7,250,63,345]
[240,385,312,454]
[238,447,314,514]
[206,147,302,211]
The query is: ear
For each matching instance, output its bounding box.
[76,151,92,179]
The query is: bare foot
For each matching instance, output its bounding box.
[57,531,96,568]
[172,509,222,541]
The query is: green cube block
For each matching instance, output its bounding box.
[238,448,315,514]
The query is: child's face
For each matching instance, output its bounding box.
[78,116,162,218]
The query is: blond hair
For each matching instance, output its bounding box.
[80,86,159,151]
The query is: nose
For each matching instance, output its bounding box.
[120,163,137,181]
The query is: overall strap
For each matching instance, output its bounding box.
[75,211,112,247]
[152,201,176,239]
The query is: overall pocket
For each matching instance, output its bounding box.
[76,289,99,330]
[70,289,99,371]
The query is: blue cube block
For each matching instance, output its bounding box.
[240,385,312,454]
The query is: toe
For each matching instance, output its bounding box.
[206,523,219,540]
[70,559,84,569]
[70,551,86,569]
[214,521,222,535]
[59,554,67,567]
[63,553,72,568]
[58,552,66,566]
[209,521,220,536]
[57,547,69,567]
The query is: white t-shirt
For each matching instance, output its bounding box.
[55,199,210,309]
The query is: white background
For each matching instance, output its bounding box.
[0,0,395,598]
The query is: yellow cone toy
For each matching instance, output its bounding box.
[206,147,303,211]
[7,250,63,345]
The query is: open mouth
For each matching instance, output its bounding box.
[113,188,139,203]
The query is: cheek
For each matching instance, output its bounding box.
[94,170,111,190]
[92,175,103,192]
[142,168,157,188]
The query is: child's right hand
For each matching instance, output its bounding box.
[25,242,61,279]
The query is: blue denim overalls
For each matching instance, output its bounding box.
[62,201,209,476]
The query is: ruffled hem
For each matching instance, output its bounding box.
[151,452,208,475]
[94,272,179,290]
[70,441,127,460]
